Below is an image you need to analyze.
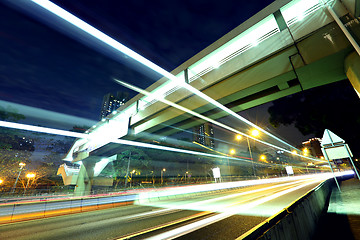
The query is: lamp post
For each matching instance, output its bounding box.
[303,148,309,157]
[161,168,166,185]
[124,152,131,188]
[24,173,35,194]
[11,162,26,193]
[229,149,235,181]
[237,131,258,178]
[130,170,135,188]
[0,179,3,193]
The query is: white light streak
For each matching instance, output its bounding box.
[0,120,241,162]
[147,171,355,239]
[144,179,324,240]
[114,79,325,163]
[0,120,84,138]
[137,172,340,204]
[30,0,308,159]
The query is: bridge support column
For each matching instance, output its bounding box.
[74,160,95,196]
[345,52,360,98]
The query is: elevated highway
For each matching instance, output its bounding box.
[11,0,360,194]
[62,0,360,157]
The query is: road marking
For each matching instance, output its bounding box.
[144,180,321,240]
[115,211,213,240]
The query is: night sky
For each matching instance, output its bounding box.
[3,0,355,148]
[0,0,271,121]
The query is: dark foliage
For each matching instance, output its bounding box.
[268,81,360,156]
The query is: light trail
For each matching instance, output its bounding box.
[0,120,245,162]
[118,180,313,239]
[138,179,314,212]
[30,0,321,162]
[0,120,320,171]
[0,120,84,138]
[114,79,326,163]
[136,172,354,204]
[143,180,324,240]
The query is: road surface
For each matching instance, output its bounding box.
[0,176,326,240]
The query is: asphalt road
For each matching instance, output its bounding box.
[0,177,325,240]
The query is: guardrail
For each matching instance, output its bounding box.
[0,193,137,224]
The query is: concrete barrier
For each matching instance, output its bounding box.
[0,193,137,223]
[238,175,353,240]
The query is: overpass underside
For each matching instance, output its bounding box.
[130,20,359,138]
[56,0,360,195]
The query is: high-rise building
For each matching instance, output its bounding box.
[100,91,129,120]
[302,138,323,158]
[193,122,215,148]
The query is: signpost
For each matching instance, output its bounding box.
[321,129,360,192]
[285,166,294,176]
[212,167,221,183]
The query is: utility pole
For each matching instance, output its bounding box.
[124,152,131,188]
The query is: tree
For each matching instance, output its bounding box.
[0,106,25,122]
[101,147,153,188]
[0,107,34,184]
[268,81,360,156]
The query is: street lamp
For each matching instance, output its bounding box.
[161,168,166,185]
[251,129,260,137]
[236,133,257,177]
[249,130,260,177]
[11,162,26,193]
[228,149,236,181]
[24,173,35,194]
[130,170,135,187]
[303,148,309,157]
[0,179,3,185]
[260,155,266,161]
[124,151,132,188]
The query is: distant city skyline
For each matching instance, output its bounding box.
[99,92,129,120]
[193,122,215,149]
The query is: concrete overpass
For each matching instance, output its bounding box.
[19,0,360,194]
[126,0,360,137]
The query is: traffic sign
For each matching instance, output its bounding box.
[321,129,345,147]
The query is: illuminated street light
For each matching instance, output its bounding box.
[303,148,309,156]
[26,173,36,179]
[24,173,36,194]
[291,150,297,155]
[161,168,166,185]
[11,162,26,193]
[0,179,3,185]
[236,135,242,141]
[260,155,266,161]
[251,129,260,137]
[228,149,236,181]
[130,170,136,187]
[247,131,259,177]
